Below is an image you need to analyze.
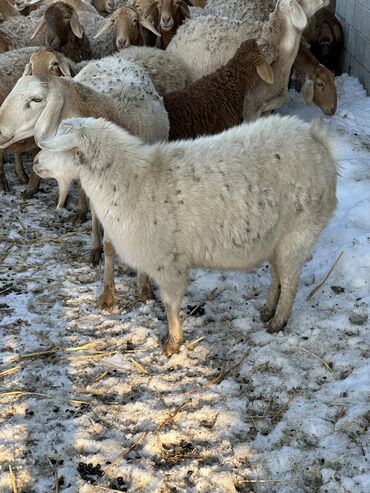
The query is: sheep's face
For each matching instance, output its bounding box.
[95,6,160,50]
[24,48,72,77]
[31,3,84,49]
[303,65,337,116]
[92,0,115,16]
[146,0,190,32]
[0,76,49,148]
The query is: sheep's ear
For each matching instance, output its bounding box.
[144,0,159,18]
[23,62,32,76]
[176,0,191,18]
[58,59,72,77]
[30,14,46,40]
[34,87,65,143]
[289,1,307,30]
[70,11,83,38]
[303,78,314,104]
[38,131,81,152]
[94,16,115,38]
[139,15,161,36]
[256,62,274,84]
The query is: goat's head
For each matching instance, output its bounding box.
[23,48,74,77]
[95,5,160,49]
[302,64,336,115]
[31,2,84,50]
[145,0,190,32]
[91,0,115,16]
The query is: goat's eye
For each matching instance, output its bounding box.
[64,15,70,20]
[32,97,43,102]
[132,18,138,24]
[316,81,324,89]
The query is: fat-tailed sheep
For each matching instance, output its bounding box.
[34,114,337,355]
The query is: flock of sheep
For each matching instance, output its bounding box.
[0,0,343,356]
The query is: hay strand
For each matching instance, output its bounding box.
[0,390,91,405]
[104,431,148,476]
[306,251,344,300]
[9,465,18,493]
[299,347,335,376]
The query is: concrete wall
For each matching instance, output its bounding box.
[336,0,370,93]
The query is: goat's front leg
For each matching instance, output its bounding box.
[22,150,41,199]
[0,151,10,192]
[90,207,103,266]
[98,234,116,311]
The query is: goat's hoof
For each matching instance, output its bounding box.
[266,318,287,334]
[90,248,102,267]
[162,336,182,357]
[72,210,88,225]
[139,285,155,302]
[22,189,36,200]
[260,305,275,323]
[98,286,115,312]
[0,177,10,192]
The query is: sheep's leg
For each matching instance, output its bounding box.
[137,272,154,302]
[160,276,187,356]
[14,152,29,184]
[266,229,316,334]
[89,207,103,266]
[22,170,41,199]
[260,258,281,323]
[73,185,89,224]
[98,235,116,311]
[0,151,10,192]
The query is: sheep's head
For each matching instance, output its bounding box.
[133,0,159,25]
[145,0,190,32]
[31,2,84,50]
[0,75,69,147]
[23,48,74,77]
[302,64,336,115]
[92,0,115,16]
[236,40,275,85]
[95,6,160,49]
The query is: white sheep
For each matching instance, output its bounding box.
[96,46,191,94]
[167,0,329,120]
[34,114,337,356]
[0,57,169,308]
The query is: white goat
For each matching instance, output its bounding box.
[167,0,329,120]
[34,115,337,356]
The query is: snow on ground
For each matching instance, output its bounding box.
[0,75,369,493]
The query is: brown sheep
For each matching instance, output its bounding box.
[95,5,161,50]
[291,39,337,116]
[0,29,20,53]
[163,38,274,140]
[145,0,190,49]
[30,2,93,62]
[303,7,343,74]
[91,0,115,16]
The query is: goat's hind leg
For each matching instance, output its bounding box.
[260,256,281,323]
[98,234,116,311]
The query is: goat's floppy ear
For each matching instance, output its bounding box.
[34,85,65,143]
[289,1,307,30]
[303,77,314,104]
[139,15,161,36]
[256,61,274,84]
[144,0,159,18]
[94,16,115,37]
[70,10,83,38]
[23,62,32,76]
[38,131,81,152]
[176,0,191,18]
[30,14,46,40]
